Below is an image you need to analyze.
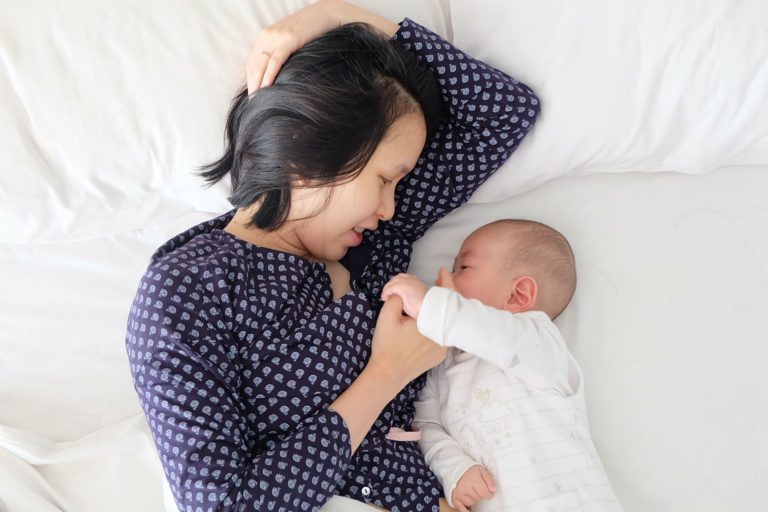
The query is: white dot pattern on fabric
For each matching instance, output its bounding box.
[126,18,539,512]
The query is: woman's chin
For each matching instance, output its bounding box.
[308,231,362,262]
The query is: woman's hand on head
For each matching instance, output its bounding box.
[247,0,340,93]
[368,295,446,390]
[246,0,399,94]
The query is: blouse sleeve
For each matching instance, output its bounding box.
[126,263,352,512]
[384,18,540,243]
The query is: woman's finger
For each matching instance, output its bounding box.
[246,49,271,95]
[260,49,288,89]
[380,285,399,303]
[380,294,404,320]
[381,276,407,301]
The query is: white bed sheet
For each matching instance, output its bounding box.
[3,166,766,511]
[1,0,767,511]
[410,165,768,511]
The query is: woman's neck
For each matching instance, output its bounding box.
[224,208,319,262]
[225,207,351,298]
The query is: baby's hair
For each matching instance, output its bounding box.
[487,219,577,319]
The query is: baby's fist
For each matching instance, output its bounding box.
[381,273,427,319]
[451,465,496,512]
[435,267,455,289]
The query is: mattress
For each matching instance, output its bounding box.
[1,0,766,511]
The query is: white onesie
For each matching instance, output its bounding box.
[414,287,623,511]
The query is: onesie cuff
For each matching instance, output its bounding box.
[417,286,452,346]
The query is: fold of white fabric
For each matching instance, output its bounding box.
[0,414,169,512]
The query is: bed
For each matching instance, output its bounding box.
[1,0,766,510]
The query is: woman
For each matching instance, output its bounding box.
[125,1,540,511]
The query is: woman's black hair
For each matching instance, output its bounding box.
[199,22,444,231]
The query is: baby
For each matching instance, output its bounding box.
[382,219,622,512]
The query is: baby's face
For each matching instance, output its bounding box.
[441,226,511,310]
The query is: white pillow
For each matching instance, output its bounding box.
[449,0,768,202]
[0,0,450,244]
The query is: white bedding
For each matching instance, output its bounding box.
[1,1,766,511]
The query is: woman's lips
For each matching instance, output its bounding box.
[349,228,363,247]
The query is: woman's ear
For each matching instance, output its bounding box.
[504,276,538,314]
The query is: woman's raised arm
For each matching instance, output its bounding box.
[383,18,541,243]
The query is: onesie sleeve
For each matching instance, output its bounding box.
[412,368,481,508]
[383,19,540,243]
[417,287,570,386]
[126,264,352,512]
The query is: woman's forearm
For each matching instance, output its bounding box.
[332,295,446,453]
[329,363,401,453]
[330,0,400,37]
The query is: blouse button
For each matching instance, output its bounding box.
[361,486,371,497]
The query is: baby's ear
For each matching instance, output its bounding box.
[504,276,537,314]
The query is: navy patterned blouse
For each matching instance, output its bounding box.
[126,18,539,512]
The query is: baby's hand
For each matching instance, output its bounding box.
[381,273,428,319]
[435,266,455,289]
[451,465,496,512]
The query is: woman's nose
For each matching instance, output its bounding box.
[377,190,396,221]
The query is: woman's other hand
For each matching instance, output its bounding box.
[246,0,399,93]
[369,295,446,389]
[329,294,445,453]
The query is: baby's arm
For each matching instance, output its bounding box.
[417,286,565,374]
[413,372,493,509]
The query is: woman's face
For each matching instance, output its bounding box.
[290,112,427,263]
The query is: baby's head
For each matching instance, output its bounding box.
[442,219,576,319]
